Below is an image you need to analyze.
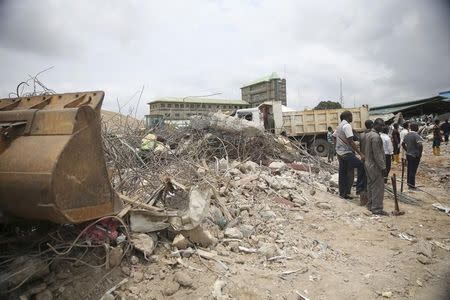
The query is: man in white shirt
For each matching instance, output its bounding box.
[333,111,366,199]
[380,126,394,183]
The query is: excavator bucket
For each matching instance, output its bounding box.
[0,91,122,224]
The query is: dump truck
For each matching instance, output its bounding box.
[0,91,121,224]
[235,101,369,156]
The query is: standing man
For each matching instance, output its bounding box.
[380,126,394,183]
[365,118,387,215]
[392,123,401,164]
[358,120,373,206]
[400,122,409,160]
[333,111,366,199]
[402,123,423,190]
[327,126,335,163]
[432,119,443,155]
[440,119,450,145]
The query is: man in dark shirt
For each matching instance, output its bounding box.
[402,123,423,189]
[392,123,401,164]
[440,119,450,145]
[432,119,443,155]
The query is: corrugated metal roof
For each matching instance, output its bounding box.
[147,97,249,105]
[369,96,448,115]
[241,72,281,87]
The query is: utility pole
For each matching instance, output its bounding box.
[339,78,344,107]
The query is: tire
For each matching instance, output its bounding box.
[311,138,329,157]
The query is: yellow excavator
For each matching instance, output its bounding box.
[0,91,121,224]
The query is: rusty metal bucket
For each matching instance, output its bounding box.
[0,91,121,224]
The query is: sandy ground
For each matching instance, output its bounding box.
[22,141,449,300]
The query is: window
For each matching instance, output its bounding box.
[167,104,171,108]
[165,113,170,117]
[179,104,184,108]
[174,104,179,108]
[202,104,206,108]
[190,104,195,108]
[175,113,180,117]
[208,105,212,109]
[160,103,165,108]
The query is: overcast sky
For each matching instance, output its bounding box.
[0,0,449,117]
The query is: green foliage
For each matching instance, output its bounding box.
[314,101,342,110]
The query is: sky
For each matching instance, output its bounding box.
[0,0,449,118]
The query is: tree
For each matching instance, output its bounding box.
[314,101,342,110]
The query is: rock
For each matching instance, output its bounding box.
[121,266,131,276]
[239,161,259,174]
[382,291,392,298]
[130,255,139,265]
[416,279,423,287]
[172,234,192,249]
[417,240,433,258]
[35,289,53,300]
[133,271,144,283]
[293,213,304,221]
[109,246,123,268]
[261,174,282,190]
[269,161,287,172]
[259,210,276,219]
[258,243,277,259]
[315,202,331,210]
[309,189,316,196]
[174,271,193,287]
[239,224,255,238]
[163,281,180,296]
[131,233,157,258]
[417,254,431,265]
[210,206,227,229]
[224,227,243,239]
[182,226,217,247]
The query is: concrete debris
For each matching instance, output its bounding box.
[238,224,255,238]
[163,280,180,296]
[417,254,432,265]
[258,243,278,259]
[224,227,243,239]
[174,271,194,287]
[182,226,218,247]
[315,202,332,210]
[381,291,393,298]
[212,279,228,300]
[269,161,287,172]
[172,234,192,249]
[417,240,433,258]
[131,233,157,259]
[108,246,124,268]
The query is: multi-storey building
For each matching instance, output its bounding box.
[241,72,287,107]
[145,97,250,127]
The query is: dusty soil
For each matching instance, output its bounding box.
[10,141,450,300]
[96,142,449,300]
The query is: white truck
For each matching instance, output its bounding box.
[234,101,369,156]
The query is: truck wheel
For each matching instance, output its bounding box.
[311,139,329,157]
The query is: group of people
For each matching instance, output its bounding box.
[327,111,448,216]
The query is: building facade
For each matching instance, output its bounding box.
[241,72,287,107]
[145,97,250,127]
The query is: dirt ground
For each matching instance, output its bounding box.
[9,141,449,300]
[84,141,447,300]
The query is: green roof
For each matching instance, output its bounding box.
[148,97,249,106]
[242,72,281,88]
